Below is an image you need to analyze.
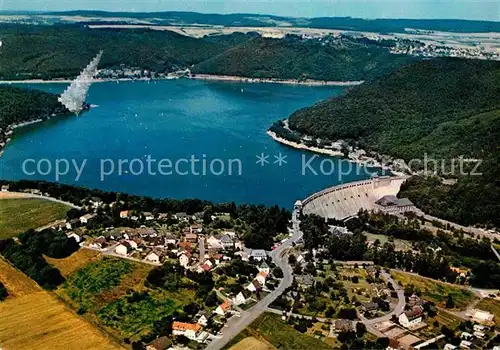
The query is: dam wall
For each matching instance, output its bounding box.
[301,176,408,220]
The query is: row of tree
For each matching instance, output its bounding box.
[0,229,79,289]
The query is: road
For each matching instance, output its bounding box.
[2,191,82,210]
[205,210,303,350]
[199,238,206,263]
[357,269,406,337]
[81,246,162,266]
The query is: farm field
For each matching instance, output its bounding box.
[225,313,331,350]
[229,336,276,350]
[0,257,123,349]
[0,198,70,238]
[45,249,102,277]
[391,270,477,309]
[0,291,124,350]
[476,298,500,327]
[0,257,41,298]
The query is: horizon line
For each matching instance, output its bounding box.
[0,9,498,23]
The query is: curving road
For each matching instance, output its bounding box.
[205,210,303,350]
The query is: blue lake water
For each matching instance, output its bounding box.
[0,79,382,208]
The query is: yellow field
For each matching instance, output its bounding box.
[230,336,276,350]
[45,249,102,277]
[0,197,70,238]
[0,258,41,298]
[0,291,124,350]
[0,256,123,349]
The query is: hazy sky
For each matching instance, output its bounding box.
[0,0,499,21]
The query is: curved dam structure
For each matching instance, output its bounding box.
[297,176,410,220]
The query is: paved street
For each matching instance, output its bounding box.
[205,210,302,350]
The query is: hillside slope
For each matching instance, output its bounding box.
[0,86,68,128]
[192,35,416,81]
[285,58,500,227]
[288,58,500,160]
[0,25,225,80]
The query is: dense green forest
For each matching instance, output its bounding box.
[0,24,224,80]
[0,86,68,128]
[0,25,415,81]
[192,35,416,81]
[40,11,500,33]
[287,58,500,227]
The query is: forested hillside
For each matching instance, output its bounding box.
[0,25,224,80]
[288,58,500,160]
[0,86,68,128]
[286,58,500,227]
[192,35,416,81]
[0,25,415,81]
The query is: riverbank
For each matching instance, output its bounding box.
[267,129,410,176]
[189,74,364,86]
[0,74,364,86]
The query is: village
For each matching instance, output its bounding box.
[3,185,499,350]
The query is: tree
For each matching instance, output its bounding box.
[273,266,284,278]
[446,294,455,309]
[0,282,8,301]
[356,322,367,337]
[204,291,218,307]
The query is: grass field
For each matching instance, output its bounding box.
[0,291,124,350]
[225,313,331,350]
[392,270,476,309]
[45,249,102,277]
[0,198,70,238]
[476,298,500,327]
[230,336,276,350]
[62,257,135,312]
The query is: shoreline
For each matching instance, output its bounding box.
[266,130,409,176]
[189,74,364,86]
[0,75,364,86]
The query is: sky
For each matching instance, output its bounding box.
[0,0,499,21]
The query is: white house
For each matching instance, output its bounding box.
[144,251,162,264]
[235,251,249,261]
[398,307,424,329]
[89,197,103,208]
[172,322,202,340]
[127,240,138,250]
[115,244,129,256]
[459,340,472,349]
[214,300,231,316]
[144,212,155,221]
[207,236,223,249]
[219,234,234,249]
[67,233,81,243]
[232,292,247,306]
[179,253,190,267]
[79,214,96,225]
[164,235,178,246]
[250,249,267,261]
[196,313,209,326]
[246,279,262,293]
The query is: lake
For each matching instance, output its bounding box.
[0,79,382,208]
